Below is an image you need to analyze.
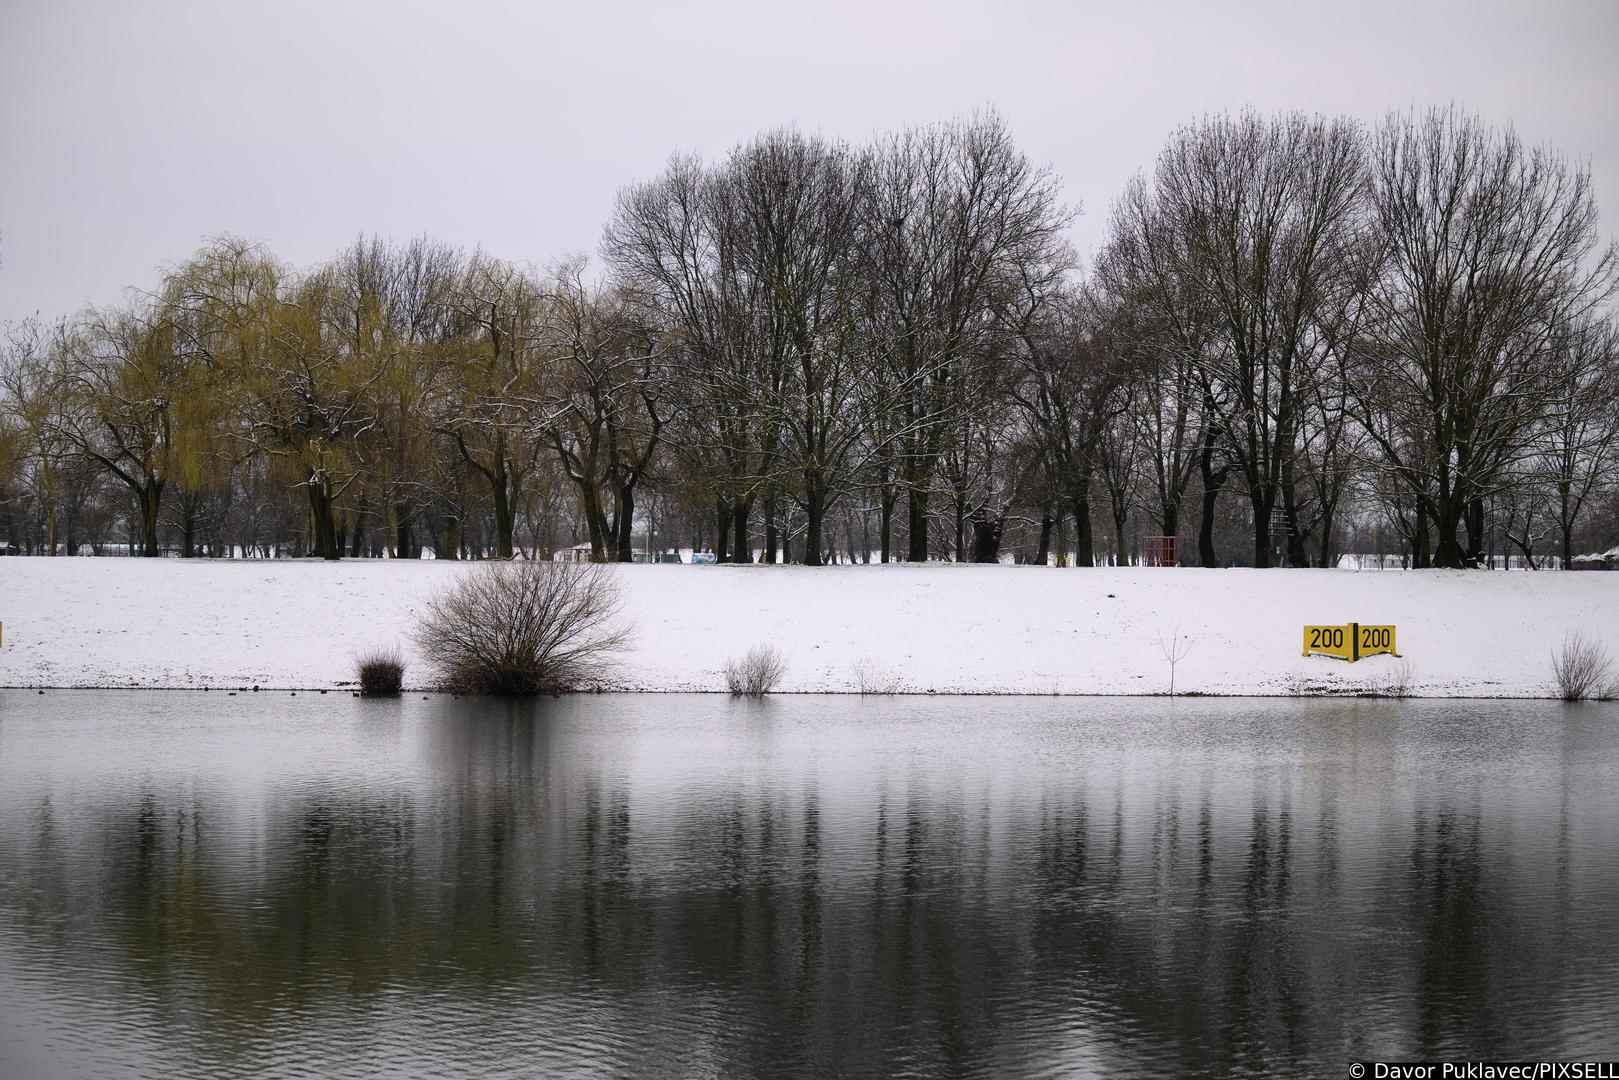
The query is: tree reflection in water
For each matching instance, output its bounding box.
[1,692,1617,1078]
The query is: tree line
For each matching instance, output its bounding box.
[2,106,1615,568]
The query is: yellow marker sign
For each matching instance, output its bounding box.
[1303,623,1397,662]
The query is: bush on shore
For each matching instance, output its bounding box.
[415,560,629,695]
[1550,630,1615,702]
[725,643,787,697]
[356,648,406,696]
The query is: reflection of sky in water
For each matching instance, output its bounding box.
[1,692,1617,1079]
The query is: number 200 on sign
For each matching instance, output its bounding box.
[1302,623,1397,661]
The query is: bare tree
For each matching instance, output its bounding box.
[1005,288,1135,567]
[540,259,666,562]
[604,153,776,562]
[863,112,1072,561]
[1534,318,1619,568]
[1352,108,1618,568]
[1111,111,1368,566]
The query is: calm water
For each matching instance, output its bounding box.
[0,691,1616,1078]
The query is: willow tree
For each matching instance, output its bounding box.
[432,253,546,559]
[0,320,73,554]
[329,235,460,558]
[35,307,197,556]
[247,269,382,560]
[160,237,281,556]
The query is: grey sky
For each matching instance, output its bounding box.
[2,0,1615,324]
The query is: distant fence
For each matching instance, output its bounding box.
[1337,553,1564,570]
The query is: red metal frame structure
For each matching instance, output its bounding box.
[1140,536,1178,567]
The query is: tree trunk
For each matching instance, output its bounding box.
[306,481,339,561]
[1249,488,1274,569]
[489,458,516,559]
[1465,498,1486,567]
[1283,483,1309,568]
[615,484,635,562]
[1318,504,1337,569]
[879,490,895,563]
[441,514,460,560]
[906,487,929,562]
[731,498,751,563]
[803,489,827,567]
[395,501,413,561]
[581,484,608,562]
[1197,426,1225,568]
[140,480,164,558]
[762,492,777,564]
[713,498,731,563]
[180,503,196,559]
[1070,495,1095,568]
[1432,497,1466,569]
[1405,501,1426,568]
[350,500,366,558]
[1035,505,1054,567]
[953,498,967,562]
[971,508,1005,564]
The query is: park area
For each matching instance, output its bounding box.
[0,558,1612,698]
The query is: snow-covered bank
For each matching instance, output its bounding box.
[0,558,1613,697]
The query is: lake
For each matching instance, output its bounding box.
[1,691,1616,1077]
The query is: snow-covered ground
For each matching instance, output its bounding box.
[0,558,1612,697]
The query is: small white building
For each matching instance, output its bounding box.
[553,542,595,563]
[1572,545,1619,571]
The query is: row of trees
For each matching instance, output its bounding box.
[2,107,1615,567]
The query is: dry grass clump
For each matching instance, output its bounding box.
[725,643,787,697]
[415,560,628,695]
[852,657,901,696]
[356,647,405,696]
[1372,656,1416,698]
[1550,630,1615,702]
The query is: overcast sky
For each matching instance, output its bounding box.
[2,0,1615,324]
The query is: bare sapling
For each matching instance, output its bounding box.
[1156,626,1194,697]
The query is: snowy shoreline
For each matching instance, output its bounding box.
[1,558,1614,699]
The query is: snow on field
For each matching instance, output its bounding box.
[0,557,1613,697]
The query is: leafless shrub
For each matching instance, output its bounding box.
[1367,656,1416,698]
[1385,656,1415,698]
[356,647,405,696]
[415,561,629,695]
[1550,630,1615,702]
[725,643,787,697]
[852,658,901,696]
